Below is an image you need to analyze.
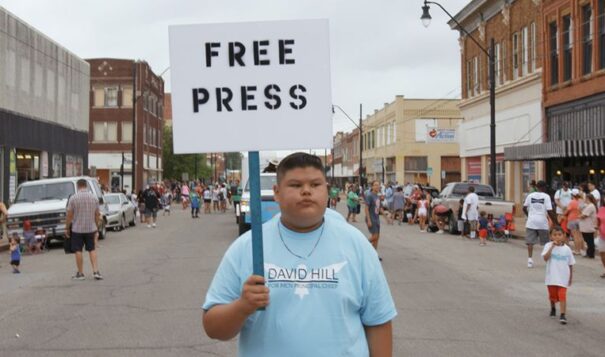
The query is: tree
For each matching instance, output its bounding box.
[162,126,211,181]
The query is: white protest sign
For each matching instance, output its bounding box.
[169,19,333,154]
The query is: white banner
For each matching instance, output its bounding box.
[169,19,333,154]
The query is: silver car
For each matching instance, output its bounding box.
[104,193,137,231]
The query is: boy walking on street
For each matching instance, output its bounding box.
[542,227,575,324]
[9,233,21,274]
[202,153,396,357]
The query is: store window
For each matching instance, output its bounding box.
[66,155,83,177]
[122,86,133,107]
[582,4,593,75]
[105,87,118,107]
[550,21,559,85]
[522,161,536,193]
[122,122,133,143]
[563,15,572,81]
[487,156,506,198]
[52,154,63,178]
[16,150,40,184]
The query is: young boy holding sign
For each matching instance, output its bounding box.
[202,152,396,356]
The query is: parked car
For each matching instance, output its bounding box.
[431,182,515,233]
[239,173,280,235]
[6,176,108,244]
[104,193,137,231]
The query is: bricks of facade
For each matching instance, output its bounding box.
[459,0,543,100]
[542,0,605,109]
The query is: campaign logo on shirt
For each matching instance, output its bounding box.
[265,262,348,300]
[531,198,545,204]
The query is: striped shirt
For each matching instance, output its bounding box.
[67,190,99,234]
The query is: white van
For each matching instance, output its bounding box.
[6,176,108,244]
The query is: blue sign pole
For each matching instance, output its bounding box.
[248,151,265,281]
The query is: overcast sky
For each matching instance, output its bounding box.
[2,0,469,134]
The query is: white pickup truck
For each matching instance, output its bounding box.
[6,177,108,245]
[431,182,515,233]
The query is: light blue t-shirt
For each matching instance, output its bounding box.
[202,213,397,357]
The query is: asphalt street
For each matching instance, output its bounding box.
[0,204,603,357]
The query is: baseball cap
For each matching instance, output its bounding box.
[571,188,580,196]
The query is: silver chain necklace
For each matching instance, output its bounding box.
[277,219,325,260]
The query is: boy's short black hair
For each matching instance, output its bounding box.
[550,226,565,235]
[276,152,325,183]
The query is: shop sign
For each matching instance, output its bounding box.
[426,128,457,143]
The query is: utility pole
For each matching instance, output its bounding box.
[359,103,363,188]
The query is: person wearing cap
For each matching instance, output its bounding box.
[565,189,584,255]
[523,180,559,268]
[554,182,573,223]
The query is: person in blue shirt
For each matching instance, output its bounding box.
[202,152,396,357]
[9,233,21,274]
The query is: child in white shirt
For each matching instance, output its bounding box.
[542,226,575,325]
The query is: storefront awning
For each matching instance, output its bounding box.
[504,138,605,161]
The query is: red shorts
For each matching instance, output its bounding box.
[479,229,488,238]
[547,285,567,302]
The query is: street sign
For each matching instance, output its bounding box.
[427,167,433,176]
[169,19,333,154]
[169,19,333,293]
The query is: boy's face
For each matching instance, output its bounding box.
[551,230,565,245]
[274,167,328,229]
[372,181,380,193]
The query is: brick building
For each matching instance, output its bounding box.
[505,0,605,188]
[86,59,164,193]
[451,0,544,204]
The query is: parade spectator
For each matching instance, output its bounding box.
[524,180,558,269]
[588,182,601,208]
[137,189,146,223]
[431,204,449,234]
[462,186,479,240]
[202,152,396,356]
[65,179,103,280]
[181,183,190,209]
[143,185,160,228]
[212,185,220,212]
[542,227,575,325]
[579,194,597,259]
[596,196,605,278]
[346,185,360,223]
[385,184,394,215]
[329,184,340,208]
[392,186,405,225]
[162,190,172,216]
[365,180,383,259]
[190,189,201,218]
[416,194,428,233]
[457,199,466,237]
[478,211,488,246]
[565,189,583,255]
[203,186,212,214]
[9,233,21,274]
[219,184,228,213]
[0,200,8,241]
[231,180,242,217]
[554,182,572,224]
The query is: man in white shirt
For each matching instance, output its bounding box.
[523,180,559,268]
[588,182,601,208]
[462,186,479,239]
[554,182,572,221]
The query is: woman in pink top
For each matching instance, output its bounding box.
[596,196,605,278]
[565,189,583,255]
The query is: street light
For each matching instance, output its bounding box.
[332,104,363,188]
[421,0,497,191]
